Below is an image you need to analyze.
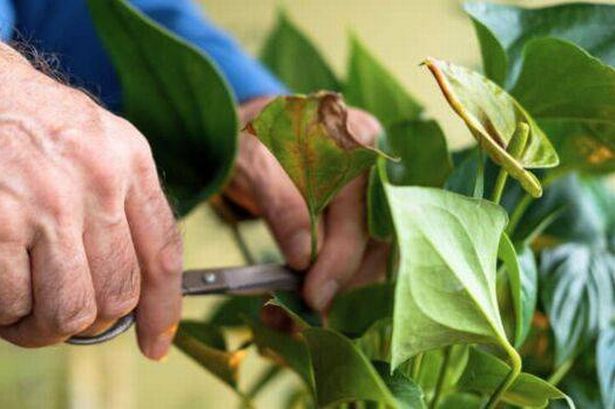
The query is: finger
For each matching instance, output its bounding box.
[79,216,140,336]
[303,175,369,311]
[0,227,97,347]
[0,244,31,326]
[346,240,390,289]
[126,149,183,361]
[347,108,382,145]
[228,134,322,270]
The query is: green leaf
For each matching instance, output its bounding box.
[464,2,615,86]
[372,361,427,409]
[382,120,452,188]
[247,320,315,391]
[261,10,340,93]
[345,36,422,126]
[87,0,237,215]
[386,186,513,369]
[458,348,575,408]
[246,92,384,234]
[511,38,615,174]
[497,235,537,348]
[303,328,398,408]
[267,292,321,329]
[540,242,615,365]
[328,284,394,337]
[208,296,264,327]
[412,346,470,402]
[424,58,558,198]
[597,324,615,409]
[173,321,244,388]
[355,318,393,362]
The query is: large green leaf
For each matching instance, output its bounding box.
[207,295,264,327]
[597,325,615,409]
[464,2,615,87]
[328,284,394,337]
[540,242,615,365]
[497,235,537,348]
[87,0,237,215]
[246,92,383,222]
[386,186,513,369]
[303,328,398,408]
[511,38,615,174]
[424,58,558,197]
[458,348,575,408]
[355,318,393,362]
[261,10,340,93]
[438,393,483,409]
[372,361,427,409]
[345,36,422,127]
[173,321,244,388]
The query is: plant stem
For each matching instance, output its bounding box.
[411,352,424,380]
[473,148,485,199]
[491,122,530,205]
[230,223,256,265]
[547,358,575,386]
[485,345,522,409]
[244,364,282,400]
[309,213,318,265]
[430,346,452,409]
[506,193,533,236]
[491,169,508,205]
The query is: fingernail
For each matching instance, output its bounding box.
[147,324,178,362]
[288,229,312,269]
[311,280,339,312]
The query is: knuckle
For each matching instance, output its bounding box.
[147,228,183,285]
[51,296,97,336]
[97,270,140,320]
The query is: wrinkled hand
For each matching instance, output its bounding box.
[0,44,182,360]
[225,97,389,311]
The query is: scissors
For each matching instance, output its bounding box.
[67,263,300,345]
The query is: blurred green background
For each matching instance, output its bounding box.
[1,0,613,408]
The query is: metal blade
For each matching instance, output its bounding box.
[181,264,301,296]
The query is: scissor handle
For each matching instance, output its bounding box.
[66,313,136,345]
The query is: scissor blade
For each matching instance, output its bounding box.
[181,264,301,296]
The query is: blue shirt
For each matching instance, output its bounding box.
[0,0,284,109]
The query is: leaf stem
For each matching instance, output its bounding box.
[473,148,485,199]
[309,213,318,265]
[411,352,424,381]
[491,122,530,205]
[430,346,452,409]
[506,193,533,236]
[485,344,522,409]
[547,357,575,386]
[230,224,256,265]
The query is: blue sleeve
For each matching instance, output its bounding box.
[10,0,285,109]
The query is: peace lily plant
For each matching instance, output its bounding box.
[87,0,614,408]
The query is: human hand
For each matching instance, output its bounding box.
[225,96,389,312]
[0,43,182,360]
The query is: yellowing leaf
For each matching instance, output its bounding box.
[424,58,559,197]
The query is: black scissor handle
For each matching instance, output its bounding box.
[66,313,136,345]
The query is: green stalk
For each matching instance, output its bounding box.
[309,213,319,265]
[411,352,424,380]
[506,193,533,236]
[491,122,530,205]
[473,148,485,199]
[547,358,575,386]
[230,224,256,265]
[485,344,522,409]
[430,346,452,409]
